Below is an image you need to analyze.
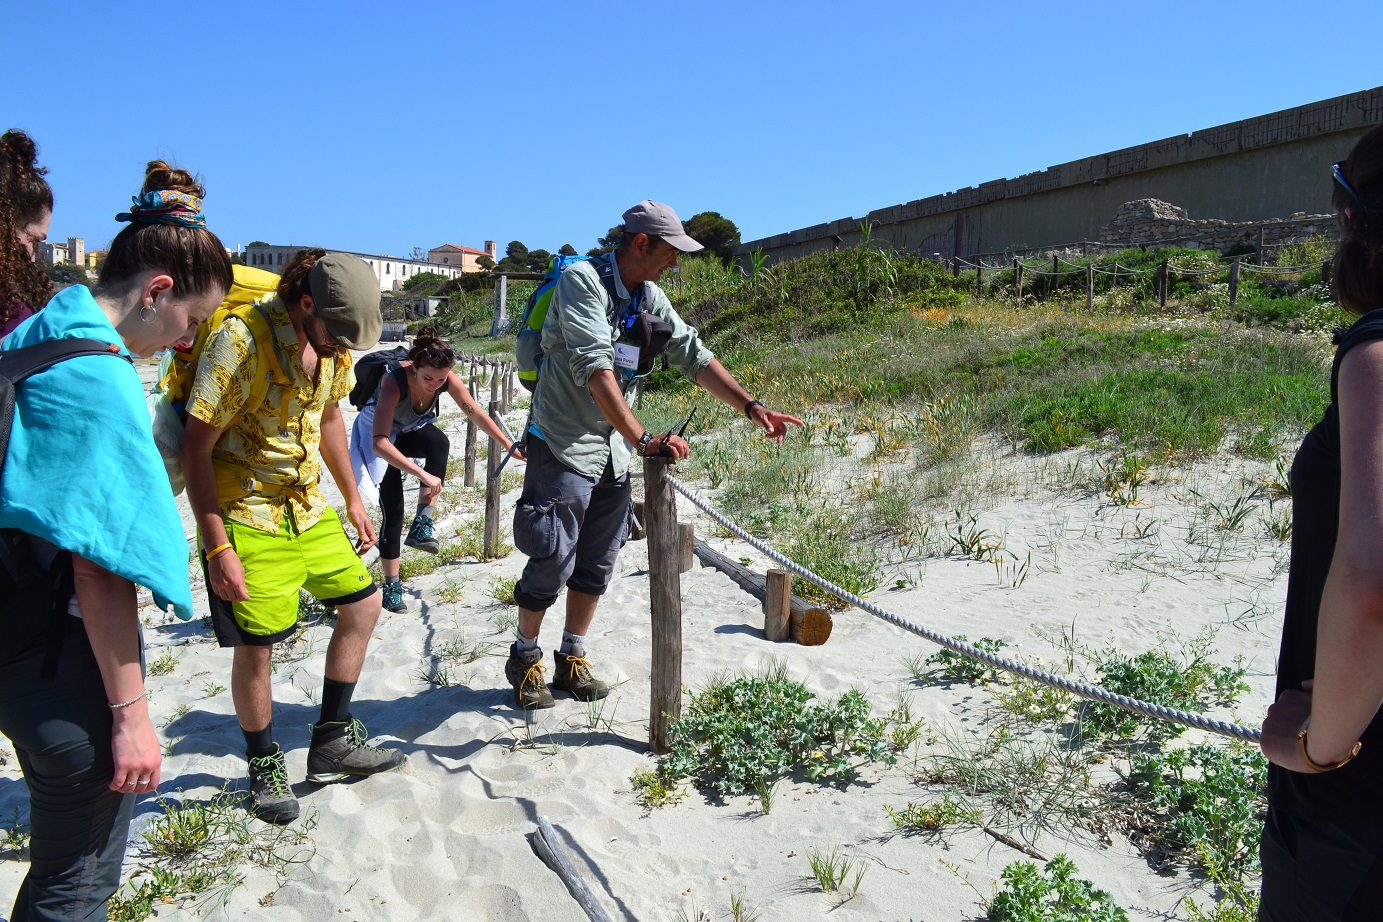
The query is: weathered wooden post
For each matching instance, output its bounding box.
[951,256,960,278]
[764,569,791,642]
[1052,255,1060,300]
[645,455,681,754]
[483,401,502,558]
[1228,256,1241,306]
[1257,226,1267,266]
[1158,260,1169,310]
[975,263,983,298]
[1085,262,1095,311]
[464,369,478,487]
[1322,258,1332,286]
[1013,258,1023,308]
[677,523,695,573]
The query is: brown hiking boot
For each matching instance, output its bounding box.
[505,643,555,710]
[552,648,610,701]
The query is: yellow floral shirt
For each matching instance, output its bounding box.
[186,297,355,535]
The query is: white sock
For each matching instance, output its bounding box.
[560,631,586,656]
[516,629,539,654]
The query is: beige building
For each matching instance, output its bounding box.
[426,241,497,273]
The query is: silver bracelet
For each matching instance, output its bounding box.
[109,692,147,710]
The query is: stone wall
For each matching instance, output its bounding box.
[739,86,1381,265]
[1098,199,1335,258]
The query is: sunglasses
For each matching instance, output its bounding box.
[420,345,455,366]
[1332,161,1361,200]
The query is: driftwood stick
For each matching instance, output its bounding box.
[982,825,1048,862]
[532,817,614,922]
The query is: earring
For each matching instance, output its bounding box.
[139,305,157,323]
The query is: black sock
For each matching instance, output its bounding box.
[319,678,356,726]
[243,724,276,760]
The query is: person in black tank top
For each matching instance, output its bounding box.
[1258,124,1383,920]
[366,328,522,613]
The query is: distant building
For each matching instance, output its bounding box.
[38,241,68,265]
[85,249,107,270]
[426,240,497,273]
[38,236,83,267]
[244,240,496,293]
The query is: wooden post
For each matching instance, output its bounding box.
[489,365,499,409]
[691,540,833,645]
[1013,258,1023,307]
[975,263,983,298]
[645,456,681,754]
[464,370,478,487]
[1257,226,1267,266]
[1321,258,1332,286]
[483,401,502,558]
[1085,262,1095,311]
[677,523,695,573]
[1228,256,1241,306]
[1052,255,1059,300]
[764,569,791,642]
[951,256,960,278]
[1158,260,1169,309]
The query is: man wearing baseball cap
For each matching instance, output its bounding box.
[183,248,403,824]
[506,201,802,709]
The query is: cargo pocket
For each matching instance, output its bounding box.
[513,500,559,559]
[618,501,637,548]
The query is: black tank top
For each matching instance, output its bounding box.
[1270,308,1383,824]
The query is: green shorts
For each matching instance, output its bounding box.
[206,510,376,647]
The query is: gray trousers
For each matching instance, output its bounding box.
[0,617,134,921]
[512,437,632,612]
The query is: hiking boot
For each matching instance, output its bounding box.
[404,515,440,554]
[505,643,555,710]
[305,717,405,784]
[247,745,299,825]
[552,648,610,702]
[381,579,408,613]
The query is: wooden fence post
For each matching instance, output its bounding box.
[1257,226,1267,266]
[1085,263,1095,311]
[1052,255,1060,300]
[1228,257,1241,306]
[951,257,960,278]
[483,401,502,558]
[1321,258,1332,286]
[975,263,983,298]
[645,456,682,754]
[1158,260,1169,310]
[1013,258,1022,307]
[464,369,478,487]
[677,523,695,573]
[764,569,791,642]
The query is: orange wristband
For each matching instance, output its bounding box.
[205,543,233,561]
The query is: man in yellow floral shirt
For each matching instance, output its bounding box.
[182,249,402,824]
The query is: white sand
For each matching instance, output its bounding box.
[0,358,1284,921]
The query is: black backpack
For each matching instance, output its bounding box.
[348,345,410,409]
[0,338,132,671]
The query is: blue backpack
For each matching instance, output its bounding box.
[515,254,636,392]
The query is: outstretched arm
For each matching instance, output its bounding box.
[694,359,802,442]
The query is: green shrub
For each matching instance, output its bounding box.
[986,854,1128,922]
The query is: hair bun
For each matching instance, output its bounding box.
[142,159,205,199]
[0,129,46,183]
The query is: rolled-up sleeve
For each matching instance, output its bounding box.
[553,268,615,388]
[648,285,715,381]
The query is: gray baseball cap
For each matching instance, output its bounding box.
[621,200,704,253]
[305,253,382,350]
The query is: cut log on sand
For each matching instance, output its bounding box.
[691,539,833,645]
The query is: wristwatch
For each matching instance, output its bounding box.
[637,431,655,455]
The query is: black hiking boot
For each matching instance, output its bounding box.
[552,648,610,701]
[247,745,299,825]
[306,717,405,784]
[505,643,555,710]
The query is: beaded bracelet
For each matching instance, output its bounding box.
[109,692,147,710]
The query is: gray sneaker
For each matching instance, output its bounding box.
[305,717,405,784]
[247,745,299,825]
[404,515,440,554]
[505,643,555,710]
[381,579,408,613]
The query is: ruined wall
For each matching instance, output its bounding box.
[740,87,1383,264]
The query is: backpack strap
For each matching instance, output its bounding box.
[590,253,644,326]
[0,339,131,481]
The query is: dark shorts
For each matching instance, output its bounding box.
[512,436,633,612]
[1259,805,1383,921]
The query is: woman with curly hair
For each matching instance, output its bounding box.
[0,129,55,335]
[350,328,521,613]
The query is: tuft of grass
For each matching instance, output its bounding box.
[148,649,180,677]
[805,846,867,898]
[630,768,685,809]
[488,575,518,605]
[885,794,980,833]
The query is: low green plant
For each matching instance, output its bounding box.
[1185,879,1260,922]
[1078,636,1247,744]
[630,768,685,809]
[729,890,762,922]
[885,794,980,833]
[488,575,518,605]
[925,636,1007,684]
[985,854,1128,922]
[661,666,897,797]
[946,511,1005,562]
[200,681,225,699]
[0,808,29,858]
[782,507,879,610]
[1098,452,1149,507]
[148,649,180,677]
[1121,742,1267,881]
[806,846,867,898]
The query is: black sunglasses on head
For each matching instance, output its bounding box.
[420,345,455,366]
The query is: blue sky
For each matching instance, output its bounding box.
[4,1,1377,257]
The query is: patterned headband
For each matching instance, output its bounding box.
[115,189,206,229]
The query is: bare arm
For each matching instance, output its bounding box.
[72,554,160,792]
[370,374,435,485]
[694,358,803,443]
[447,371,522,457]
[182,416,249,602]
[322,402,377,554]
[1262,339,1383,771]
